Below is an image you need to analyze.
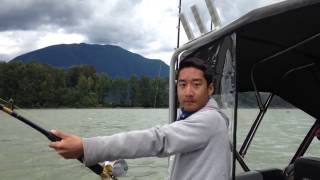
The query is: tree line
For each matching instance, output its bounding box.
[0,61,292,109]
[238,92,294,108]
[0,61,169,108]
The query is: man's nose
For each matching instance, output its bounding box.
[185,84,194,96]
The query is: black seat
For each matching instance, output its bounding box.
[236,171,263,180]
[294,156,320,180]
[236,168,285,180]
[258,168,285,180]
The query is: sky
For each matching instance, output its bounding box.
[0,0,284,65]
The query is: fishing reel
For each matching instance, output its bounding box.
[100,159,128,180]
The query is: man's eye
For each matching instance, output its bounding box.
[194,83,201,87]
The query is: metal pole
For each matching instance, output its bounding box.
[239,93,274,157]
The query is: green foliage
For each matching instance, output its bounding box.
[0,61,169,108]
[238,92,294,108]
[0,61,293,108]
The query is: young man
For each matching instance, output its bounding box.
[49,57,230,180]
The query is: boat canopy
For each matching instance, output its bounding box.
[170,1,320,179]
[171,0,320,120]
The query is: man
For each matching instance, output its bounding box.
[49,57,230,180]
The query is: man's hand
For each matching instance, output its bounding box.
[48,130,84,159]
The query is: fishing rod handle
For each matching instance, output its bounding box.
[47,131,62,141]
[47,130,103,175]
[47,131,103,174]
[46,130,103,174]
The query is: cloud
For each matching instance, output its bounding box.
[0,53,10,61]
[71,0,179,63]
[0,0,285,63]
[0,0,92,31]
[0,30,41,58]
[0,0,178,63]
[217,0,285,23]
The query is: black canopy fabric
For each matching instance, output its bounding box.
[235,0,320,119]
[175,0,320,119]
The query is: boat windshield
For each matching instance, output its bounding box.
[237,93,316,172]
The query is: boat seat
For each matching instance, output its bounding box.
[258,168,285,180]
[236,168,285,180]
[294,156,320,180]
[236,170,263,180]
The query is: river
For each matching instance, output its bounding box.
[0,108,317,180]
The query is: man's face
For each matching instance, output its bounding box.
[177,67,214,112]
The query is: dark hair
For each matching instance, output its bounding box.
[177,57,213,85]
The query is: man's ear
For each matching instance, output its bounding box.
[208,83,214,96]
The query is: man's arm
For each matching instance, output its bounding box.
[82,109,222,166]
[48,109,223,166]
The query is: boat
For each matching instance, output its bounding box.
[1,0,320,179]
[170,0,320,179]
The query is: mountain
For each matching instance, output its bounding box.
[11,43,169,78]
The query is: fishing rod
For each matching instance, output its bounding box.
[0,100,118,180]
[176,0,182,49]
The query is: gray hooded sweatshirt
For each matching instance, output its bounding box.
[83,98,230,180]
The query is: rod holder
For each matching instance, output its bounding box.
[191,5,208,34]
[205,0,221,29]
[179,13,195,40]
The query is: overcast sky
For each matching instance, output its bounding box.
[0,0,283,65]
